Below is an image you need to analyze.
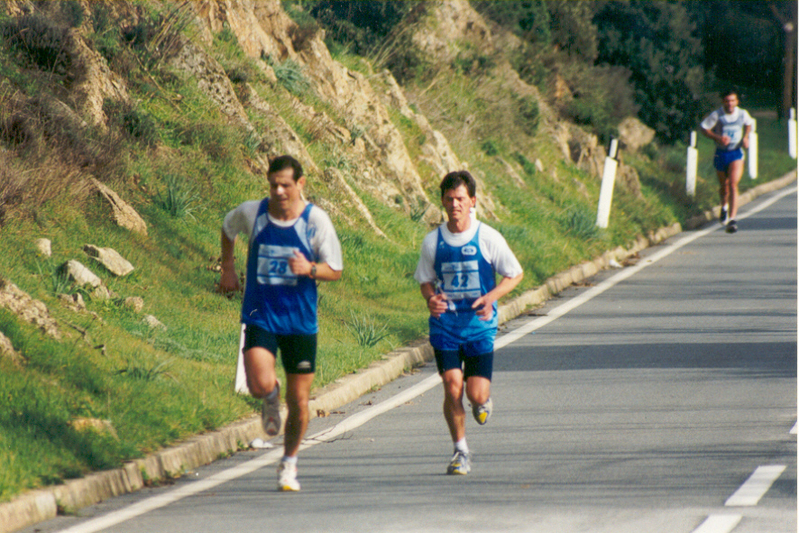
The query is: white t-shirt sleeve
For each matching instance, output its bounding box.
[479,225,523,279]
[742,109,755,127]
[700,109,720,131]
[413,230,439,284]
[222,200,260,241]
[308,206,343,271]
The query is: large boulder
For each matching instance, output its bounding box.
[617,117,656,153]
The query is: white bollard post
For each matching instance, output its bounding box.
[608,138,619,159]
[748,118,758,179]
[596,142,618,228]
[686,131,698,196]
[234,324,251,394]
[789,108,797,159]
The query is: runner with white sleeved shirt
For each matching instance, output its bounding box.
[700,89,754,233]
[415,170,523,475]
[219,155,342,492]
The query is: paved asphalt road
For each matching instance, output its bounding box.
[23,187,796,533]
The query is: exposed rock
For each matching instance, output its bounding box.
[535,159,544,173]
[34,238,52,258]
[616,163,643,199]
[195,0,299,61]
[59,293,86,311]
[241,84,318,173]
[617,117,656,153]
[0,277,60,339]
[69,417,118,439]
[320,168,387,238]
[567,125,604,179]
[68,29,130,129]
[83,245,135,277]
[143,315,167,331]
[497,157,526,188]
[410,1,494,66]
[122,297,145,314]
[166,37,255,134]
[90,285,113,301]
[0,331,23,366]
[60,260,102,288]
[90,178,148,236]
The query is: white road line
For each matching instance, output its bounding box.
[691,514,743,533]
[725,465,787,507]
[496,185,797,348]
[60,186,797,533]
[790,421,797,435]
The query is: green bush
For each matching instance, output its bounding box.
[1,15,71,75]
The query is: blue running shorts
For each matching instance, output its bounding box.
[713,148,744,172]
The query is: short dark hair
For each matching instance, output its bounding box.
[721,88,739,99]
[440,170,476,198]
[268,155,303,181]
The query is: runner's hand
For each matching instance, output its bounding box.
[472,295,495,321]
[288,250,311,276]
[219,267,240,293]
[428,293,448,319]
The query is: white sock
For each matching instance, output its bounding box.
[282,455,298,465]
[454,438,469,454]
[265,387,279,401]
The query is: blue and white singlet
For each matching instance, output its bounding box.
[431,222,497,343]
[241,199,318,335]
[709,108,749,152]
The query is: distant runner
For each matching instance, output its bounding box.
[414,171,523,475]
[219,155,342,491]
[700,89,754,233]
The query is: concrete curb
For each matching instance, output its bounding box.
[1,170,796,533]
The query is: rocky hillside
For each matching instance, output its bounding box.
[1,0,650,232]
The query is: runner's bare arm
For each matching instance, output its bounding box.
[700,127,730,147]
[288,250,341,281]
[742,124,753,149]
[219,230,240,293]
[472,272,524,320]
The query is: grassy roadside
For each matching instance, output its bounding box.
[0,5,795,504]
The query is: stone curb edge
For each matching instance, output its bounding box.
[2,169,795,533]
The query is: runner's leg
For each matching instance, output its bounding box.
[243,346,278,398]
[441,368,466,442]
[283,372,314,457]
[726,159,744,220]
[465,376,491,407]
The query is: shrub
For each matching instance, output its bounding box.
[515,94,540,135]
[481,139,499,156]
[103,99,160,146]
[156,174,201,219]
[270,58,311,95]
[1,14,71,75]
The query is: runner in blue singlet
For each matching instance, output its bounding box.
[219,155,342,492]
[700,90,754,234]
[415,171,523,475]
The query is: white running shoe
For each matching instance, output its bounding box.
[261,382,281,437]
[472,397,493,425]
[446,450,471,475]
[277,460,301,491]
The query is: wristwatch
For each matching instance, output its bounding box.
[310,263,317,279]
